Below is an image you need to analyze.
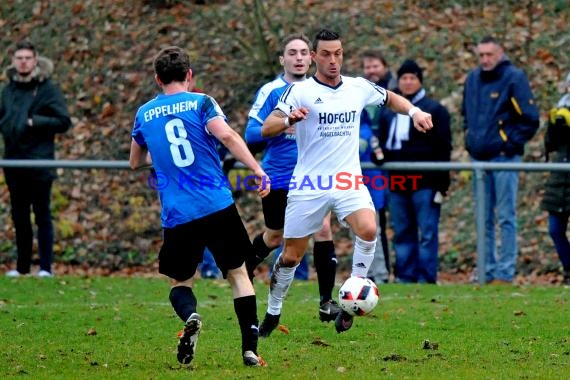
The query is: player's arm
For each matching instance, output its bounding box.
[262,107,309,137]
[385,90,433,133]
[244,117,268,155]
[208,117,270,197]
[129,139,150,170]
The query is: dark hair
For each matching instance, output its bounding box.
[153,46,190,85]
[479,35,500,46]
[14,40,37,56]
[360,49,389,67]
[280,33,311,55]
[312,29,340,51]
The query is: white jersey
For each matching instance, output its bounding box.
[276,75,388,196]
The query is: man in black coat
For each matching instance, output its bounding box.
[0,40,71,277]
[375,59,452,284]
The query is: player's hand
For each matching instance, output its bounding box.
[288,107,309,125]
[253,168,270,198]
[412,110,433,133]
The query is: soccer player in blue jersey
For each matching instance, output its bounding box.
[261,29,433,335]
[129,46,269,367]
[244,34,341,333]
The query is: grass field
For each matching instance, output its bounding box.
[1,276,569,379]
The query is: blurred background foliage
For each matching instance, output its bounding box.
[0,0,568,279]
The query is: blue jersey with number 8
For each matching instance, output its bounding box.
[132,92,233,228]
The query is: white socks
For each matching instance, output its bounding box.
[267,258,298,315]
[352,236,376,278]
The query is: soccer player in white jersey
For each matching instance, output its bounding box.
[260,29,433,334]
[244,34,341,328]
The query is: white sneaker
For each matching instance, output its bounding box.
[37,270,53,278]
[6,269,21,277]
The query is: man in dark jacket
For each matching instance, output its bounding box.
[0,40,71,277]
[376,59,452,284]
[462,36,539,284]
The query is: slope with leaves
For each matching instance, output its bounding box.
[0,0,568,277]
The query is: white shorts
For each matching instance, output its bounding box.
[284,189,375,238]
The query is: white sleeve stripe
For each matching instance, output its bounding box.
[250,77,287,114]
[364,78,387,96]
[279,83,295,104]
[250,114,264,124]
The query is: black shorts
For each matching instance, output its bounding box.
[261,188,288,230]
[158,204,253,281]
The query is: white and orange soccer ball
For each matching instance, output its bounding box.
[338,276,379,316]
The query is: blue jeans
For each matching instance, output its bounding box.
[548,213,570,270]
[473,155,521,282]
[389,188,441,284]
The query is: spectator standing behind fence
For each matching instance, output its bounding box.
[541,73,570,285]
[359,50,396,284]
[375,59,451,284]
[462,36,539,284]
[1,40,71,278]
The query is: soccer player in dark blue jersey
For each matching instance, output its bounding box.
[129,46,269,367]
[244,34,340,335]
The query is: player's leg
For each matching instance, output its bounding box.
[334,189,378,333]
[365,178,390,283]
[247,189,288,279]
[269,245,310,280]
[159,221,204,365]
[207,204,266,366]
[260,193,330,337]
[259,236,309,337]
[225,265,265,366]
[312,213,341,322]
[335,189,378,278]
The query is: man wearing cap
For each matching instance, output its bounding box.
[374,59,452,284]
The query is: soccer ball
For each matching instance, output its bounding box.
[338,276,379,316]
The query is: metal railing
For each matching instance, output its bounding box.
[2,159,570,284]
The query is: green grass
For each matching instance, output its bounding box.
[0,276,569,379]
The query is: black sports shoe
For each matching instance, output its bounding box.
[334,310,354,333]
[177,313,202,364]
[319,300,342,322]
[243,350,267,366]
[259,312,280,338]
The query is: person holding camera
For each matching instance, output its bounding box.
[541,73,570,285]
